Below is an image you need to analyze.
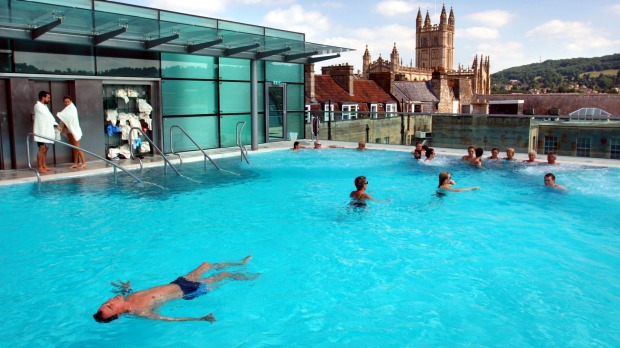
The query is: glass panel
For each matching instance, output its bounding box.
[219,115,251,147]
[257,60,265,82]
[611,139,620,160]
[219,57,250,81]
[0,39,11,73]
[287,112,304,139]
[96,48,159,77]
[163,116,219,152]
[219,82,251,114]
[218,21,264,35]
[13,41,94,75]
[266,62,303,83]
[161,53,216,79]
[286,83,304,111]
[162,80,218,116]
[160,11,217,28]
[258,82,264,112]
[94,1,158,19]
[33,0,92,9]
[265,28,304,41]
[267,85,285,139]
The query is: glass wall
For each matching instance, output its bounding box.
[96,48,159,77]
[162,80,218,116]
[163,116,219,152]
[13,40,94,75]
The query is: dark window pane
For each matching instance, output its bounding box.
[96,48,159,77]
[13,40,94,75]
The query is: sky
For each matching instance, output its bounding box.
[115,0,620,74]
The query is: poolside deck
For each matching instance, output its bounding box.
[1,139,618,186]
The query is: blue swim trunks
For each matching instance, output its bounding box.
[170,277,209,300]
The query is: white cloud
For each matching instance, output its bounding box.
[612,4,620,13]
[466,10,512,27]
[263,5,330,41]
[526,20,592,39]
[526,20,620,53]
[474,41,525,72]
[375,0,416,16]
[458,27,499,40]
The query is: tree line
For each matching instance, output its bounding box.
[491,54,620,94]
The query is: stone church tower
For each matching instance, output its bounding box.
[416,6,454,70]
[361,5,491,97]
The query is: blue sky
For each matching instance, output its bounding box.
[116,0,620,74]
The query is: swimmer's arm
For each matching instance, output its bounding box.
[327,145,345,148]
[147,313,216,322]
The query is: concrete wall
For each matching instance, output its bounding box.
[305,114,432,145]
[537,122,620,159]
[423,114,531,152]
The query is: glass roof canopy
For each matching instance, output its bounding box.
[0,0,353,62]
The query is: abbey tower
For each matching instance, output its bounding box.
[362,5,491,96]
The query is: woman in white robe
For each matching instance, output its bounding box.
[57,96,86,168]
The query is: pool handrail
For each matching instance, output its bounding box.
[128,127,181,176]
[26,132,142,185]
[236,121,250,164]
[169,125,222,171]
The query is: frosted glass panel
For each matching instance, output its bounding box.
[162,80,217,115]
[287,83,304,111]
[220,57,250,81]
[161,53,216,79]
[163,116,219,152]
[220,82,251,114]
[266,62,303,83]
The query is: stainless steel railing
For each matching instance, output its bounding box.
[236,121,250,164]
[169,125,222,171]
[128,127,181,176]
[26,133,142,186]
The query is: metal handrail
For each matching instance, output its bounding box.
[128,127,181,176]
[236,121,250,164]
[26,133,142,186]
[169,125,221,171]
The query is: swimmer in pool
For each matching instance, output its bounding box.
[350,176,374,206]
[544,173,568,191]
[437,172,479,192]
[93,255,257,323]
[292,141,309,151]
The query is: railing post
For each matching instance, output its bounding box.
[365,123,369,143]
[328,117,332,140]
[400,113,405,145]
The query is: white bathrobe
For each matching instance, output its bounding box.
[56,102,83,141]
[33,101,57,143]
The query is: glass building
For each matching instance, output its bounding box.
[0,0,350,169]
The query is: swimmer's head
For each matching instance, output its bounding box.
[354,176,368,190]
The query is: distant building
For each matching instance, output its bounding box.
[360,5,491,113]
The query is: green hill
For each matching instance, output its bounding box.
[491,54,620,94]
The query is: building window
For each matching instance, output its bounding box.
[370,103,378,119]
[342,104,358,120]
[385,103,396,117]
[544,136,558,154]
[414,104,422,113]
[611,139,620,159]
[576,137,591,157]
[375,138,381,144]
[383,137,390,144]
[323,103,334,121]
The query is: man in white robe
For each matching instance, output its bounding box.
[33,91,60,172]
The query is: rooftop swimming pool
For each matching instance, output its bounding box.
[1,149,620,347]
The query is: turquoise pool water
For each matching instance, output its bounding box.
[1,149,620,347]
